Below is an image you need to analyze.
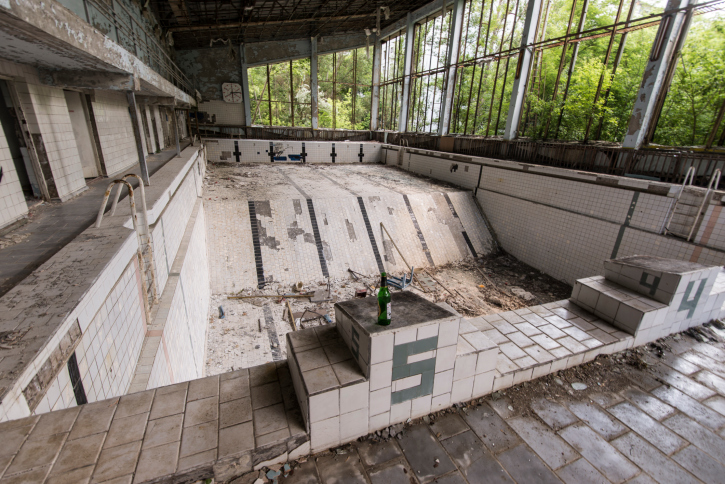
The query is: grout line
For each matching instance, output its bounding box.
[357,197,385,273]
[403,194,435,267]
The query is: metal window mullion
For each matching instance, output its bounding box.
[542,0,580,139]
[472,0,496,134]
[594,0,638,140]
[463,0,486,134]
[486,0,511,136]
[583,0,626,141]
[290,60,295,127]
[430,12,448,134]
[423,15,438,132]
[494,0,521,134]
[267,64,273,126]
[353,49,357,127]
[450,0,473,133]
[555,0,590,138]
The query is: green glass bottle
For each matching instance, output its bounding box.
[377,272,391,326]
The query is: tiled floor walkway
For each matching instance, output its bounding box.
[0,143,190,297]
[275,332,725,484]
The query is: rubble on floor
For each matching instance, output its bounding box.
[206,254,572,375]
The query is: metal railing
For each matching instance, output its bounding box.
[372,132,725,189]
[75,0,193,94]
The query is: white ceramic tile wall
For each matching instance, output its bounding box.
[198,100,245,126]
[694,204,725,251]
[397,150,479,191]
[13,80,86,201]
[91,91,140,176]
[399,150,725,286]
[479,188,620,284]
[170,205,210,382]
[206,187,495,293]
[0,148,204,422]
[33,258,146,414]
[32,365,75,415]
[0,126,28,229]
[157,170,199,286]
[204,139,382,164]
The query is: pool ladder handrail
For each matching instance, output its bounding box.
[95,175,159,311]
[664,167,722,242]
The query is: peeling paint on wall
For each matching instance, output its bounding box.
[176,48,241,101]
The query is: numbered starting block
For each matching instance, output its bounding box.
[286,291,498,452]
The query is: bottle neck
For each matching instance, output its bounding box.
[380,275,387,287]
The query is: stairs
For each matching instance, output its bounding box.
[664,168,721,241]
[570,255,725,346]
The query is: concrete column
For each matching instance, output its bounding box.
[370,36,382,131]
[172,108,181,157]
[311,37,319,130]
[503,0,543,140]
[240,44,252,126]
[622,0,691,149]
[126,91,150,185]
[397,13,416,132]
[439,0,466,136]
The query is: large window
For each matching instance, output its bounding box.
[378,33,407,131]
[519,0,668,142]
[653,11,725,147]
[318,48,373,130]
[408,8,453,133]
[448,0,528,136]
[243,0,724,148]
[249,58,311,127]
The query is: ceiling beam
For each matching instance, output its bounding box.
[39,70,139,91]
[379,0,446,38]
[243,32,368,66]
[167,12,375,32]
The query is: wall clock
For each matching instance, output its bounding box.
[222,83,242,103]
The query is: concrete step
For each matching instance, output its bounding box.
[572,256,725,346]
[570,276,667,338]
[286,324,369,453]
[603,255,720,305]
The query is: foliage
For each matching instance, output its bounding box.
[654,16,725,146]
[246,0,725,147]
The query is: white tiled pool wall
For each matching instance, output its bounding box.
[387,146,725,286]
[206,191,495,293]
[33,258,147,414]
[204,139,383,164]
[146,204,210,388]
[0,150,208,421]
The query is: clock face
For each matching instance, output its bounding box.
[222,82,243,103]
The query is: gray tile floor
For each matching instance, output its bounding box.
[0,143,189,297]
[272,333,725,484]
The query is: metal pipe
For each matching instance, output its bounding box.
[687,169,721,241]
[94,179,152,317]
[542,0,579,139]
[109,174,158,303]
[706,97,725,149]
